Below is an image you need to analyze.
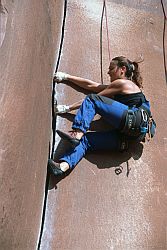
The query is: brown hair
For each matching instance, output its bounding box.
[112,56,143,89]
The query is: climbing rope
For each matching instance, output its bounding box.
[100,1,132,177]
[100,1,105,84]
[160,0,167,84]
[100,0,111,84]
[104,1,111,62]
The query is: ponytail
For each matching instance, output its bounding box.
[131,61,143,89]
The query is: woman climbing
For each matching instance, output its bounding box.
[48,56,155,177]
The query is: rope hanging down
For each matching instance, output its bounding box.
[104,1,111,62]
[160,0,167,84]
[100,0,111,84]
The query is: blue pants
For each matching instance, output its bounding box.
[72,94,128,133]
[60,130,121,169]
[59,94,149,169]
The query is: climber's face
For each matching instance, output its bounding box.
[108,61,127,82]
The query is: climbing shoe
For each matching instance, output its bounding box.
[56,129,80,147]
[48,159,64,177]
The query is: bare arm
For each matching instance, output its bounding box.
[54,72,108,93]
[98,79,127,97]
[56,80,127,113]
[54,72,108,113]
[69,80,125,111]
[66,75,107,93]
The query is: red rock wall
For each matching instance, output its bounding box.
[0,0,167,249]
[41,1,167,249]
[0,0,63,249]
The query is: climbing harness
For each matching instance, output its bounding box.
[121,105,156,142]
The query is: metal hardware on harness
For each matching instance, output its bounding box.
[146,116,155,141]
[121,109,135,134]
[127,111,134,129]
[140,109,149,134]
[141,109,148,122]
[120,137,129,152]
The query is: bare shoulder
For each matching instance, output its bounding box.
[110,79,140,93]
[109,79,127,90]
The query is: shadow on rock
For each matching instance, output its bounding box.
[48,138,144,190]
[57,113,114,131]
[85,141,143,176]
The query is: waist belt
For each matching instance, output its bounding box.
[121,107,150,138]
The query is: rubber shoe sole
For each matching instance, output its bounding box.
[56,129,80,147]
[48,159,64,177]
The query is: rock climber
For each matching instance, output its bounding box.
[48,56,156,177]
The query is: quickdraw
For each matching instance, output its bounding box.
[145,116,156,141]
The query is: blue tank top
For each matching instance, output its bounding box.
[114,92,147,107]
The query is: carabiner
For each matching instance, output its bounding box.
[141,109,148,122]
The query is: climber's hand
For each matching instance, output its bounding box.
[53,72,69,83]
[54,104,70,114]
